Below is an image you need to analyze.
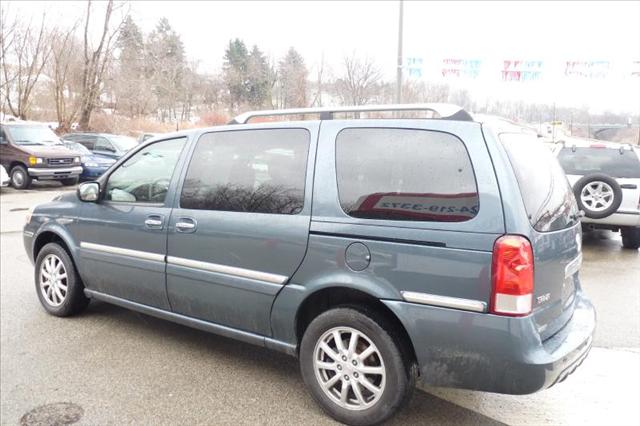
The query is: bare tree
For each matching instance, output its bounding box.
[77,0,126,130]
[49,24,83,132]
[310,53,325,107]
[334,53,382,106]
[1,10,52,119]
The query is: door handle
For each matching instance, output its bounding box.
[175,217,197,233]
[144,215,164,229]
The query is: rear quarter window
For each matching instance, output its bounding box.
[499,133,579,232]
[335,128,479,222]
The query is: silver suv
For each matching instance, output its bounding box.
[554,139,640,249]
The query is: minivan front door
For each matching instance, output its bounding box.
[166,125,318,335]
[76,137,187,309]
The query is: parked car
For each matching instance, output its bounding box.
[24,105,595,425]
[62,141,116,181]
[1,165,9,187]
[62,132,137,160]
[554,139,640,249]
[0,122,82,189]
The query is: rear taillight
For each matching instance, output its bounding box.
[491,235,534,316]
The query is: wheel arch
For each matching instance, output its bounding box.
[33,227,77,263]
[9,160,27,171]
[292,286,418,367]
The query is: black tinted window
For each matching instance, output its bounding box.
[557,147,640,178]
[336,128,479,222]
[181,129,310,214]
[500,133,579,232]
[105,138,185,203]
[75,135,96,150]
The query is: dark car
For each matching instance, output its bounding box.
[0,122,82,189]
[62,141,116,181]
[24,104,595,425]
[62,132,137,160]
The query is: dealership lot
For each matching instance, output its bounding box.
[1,186,638,425]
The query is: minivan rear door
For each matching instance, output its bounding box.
[166,123,319,336]
[288,119,505,319]
[498,133,582,340]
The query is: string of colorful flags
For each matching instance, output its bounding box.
[406,58,640,81]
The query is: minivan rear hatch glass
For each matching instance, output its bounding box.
[498,132,581,340]
[499,133,579,232]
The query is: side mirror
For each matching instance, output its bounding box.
[77,181,100,202]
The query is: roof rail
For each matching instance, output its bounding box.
[228,103,473,124]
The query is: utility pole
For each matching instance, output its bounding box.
[395,0,404,105]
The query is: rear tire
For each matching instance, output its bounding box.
[10,165,31,189]
[34,243,89,317]
[299,307,415,425]
[60,177,79,186]
[621,227,640,250]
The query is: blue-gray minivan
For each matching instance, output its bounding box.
[24,105,595,425]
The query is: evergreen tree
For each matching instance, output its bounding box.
[146,17,185,121]
[222,38,249,110]
[278,47,308,108]
[246,45,271,108]
[115,15,146,116]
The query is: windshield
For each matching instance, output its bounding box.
[5,125,62,146]
[110,136,137,152]
[499,132,579,232]
[63,141,92,155]
[557,147,640,178]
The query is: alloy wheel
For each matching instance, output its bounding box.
[580,181,614,212]
[313,326,386,410]
[39,254,68,307]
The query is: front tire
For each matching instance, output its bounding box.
[34,243,89,317]
[300,307,414,425]
[621,227,640,249]
[10,165,31,189]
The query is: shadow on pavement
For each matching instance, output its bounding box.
[83,301,505,425]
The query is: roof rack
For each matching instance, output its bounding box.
[228,103,473,124]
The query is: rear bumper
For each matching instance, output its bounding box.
[28,166,82,180]
[582,211,640,228]
[383,290,595,395]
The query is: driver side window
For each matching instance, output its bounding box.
[105,138,186,203]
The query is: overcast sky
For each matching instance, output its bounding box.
[5,1,640,113]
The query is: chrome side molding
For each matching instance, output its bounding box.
[401,291,487,313]
[80,242,165,263]
[166,256,288,285]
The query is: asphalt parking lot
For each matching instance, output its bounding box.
[1,185,639,425]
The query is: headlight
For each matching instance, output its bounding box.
[28,157,44,165]
[74,157,80,163]
[85,162,99,168]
